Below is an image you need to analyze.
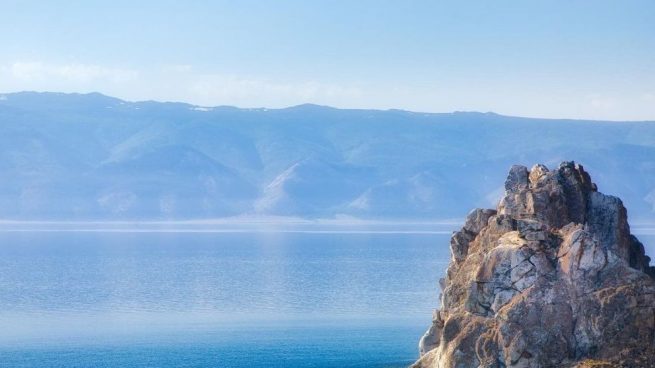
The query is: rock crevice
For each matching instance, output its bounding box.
[415,162,655,368]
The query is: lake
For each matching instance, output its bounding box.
[1,226,653,368]
[0,229,455,367]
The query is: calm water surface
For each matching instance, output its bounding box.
[0,230,455,367]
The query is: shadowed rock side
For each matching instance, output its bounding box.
[414,162,655,368]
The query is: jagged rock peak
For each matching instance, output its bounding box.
[499,162,597,228]
[415,162,655,368]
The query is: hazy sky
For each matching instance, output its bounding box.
[1,0,654,120]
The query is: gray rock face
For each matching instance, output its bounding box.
[414,162,655,368]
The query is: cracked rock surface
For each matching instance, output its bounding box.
[414,162,655,368]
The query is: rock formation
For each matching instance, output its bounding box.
[414,162,655,368]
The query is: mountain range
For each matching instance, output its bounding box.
[1,91,654,222]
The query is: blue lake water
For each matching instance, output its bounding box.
[0,230,455,367]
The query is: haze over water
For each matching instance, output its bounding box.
[0,229,454,367]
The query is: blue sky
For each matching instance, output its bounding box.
[0,0,654,120]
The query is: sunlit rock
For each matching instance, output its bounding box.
[414,162,655,368]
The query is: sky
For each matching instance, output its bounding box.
[0,0,654,120]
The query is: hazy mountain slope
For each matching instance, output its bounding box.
[0,92,654,221]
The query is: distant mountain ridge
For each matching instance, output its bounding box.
[0,91,654,221]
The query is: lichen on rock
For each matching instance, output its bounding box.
[414,162,655,368]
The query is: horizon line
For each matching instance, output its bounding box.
[2,90,655,124]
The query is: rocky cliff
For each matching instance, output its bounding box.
[414,162,655,368]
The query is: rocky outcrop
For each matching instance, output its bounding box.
[414,162,655,368]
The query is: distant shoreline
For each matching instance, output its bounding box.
[0,217,653,235]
